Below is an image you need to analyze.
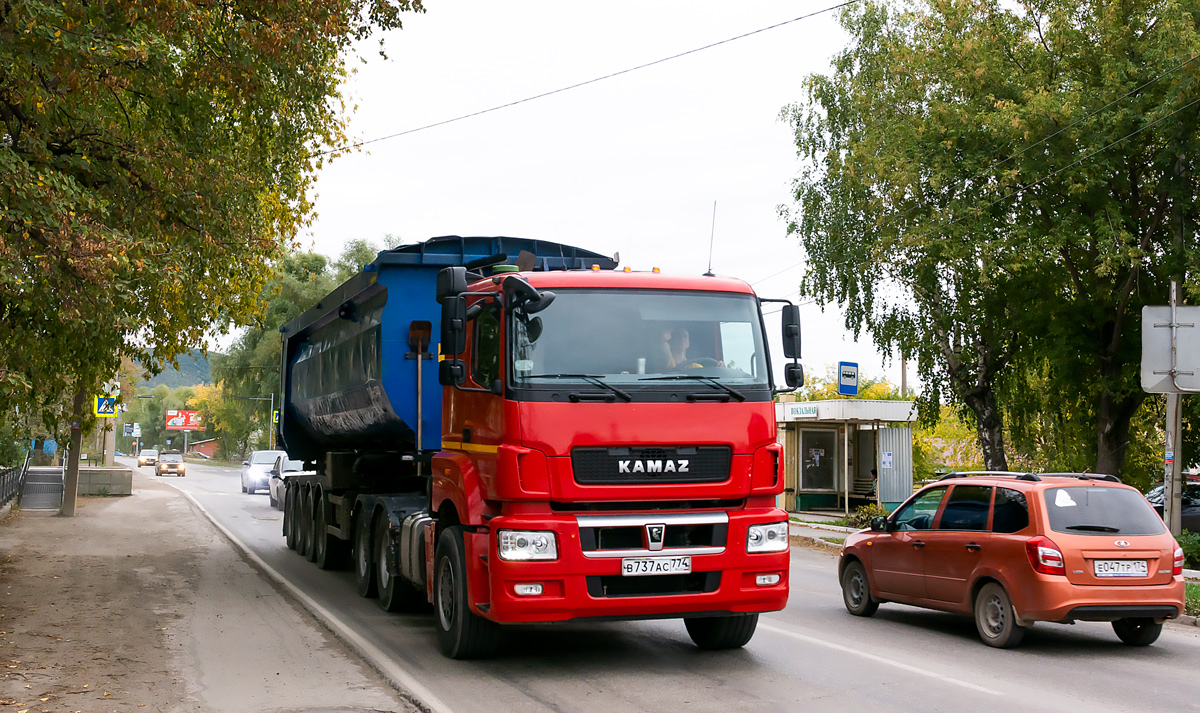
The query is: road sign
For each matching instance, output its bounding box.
[273,410,279,424]
[838,362,859,396]
[94,396,117,418]
[1141,305,1200,393]
[123,423,133,437]
[132,423,141,437]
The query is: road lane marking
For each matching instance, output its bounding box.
[759,622,1002,696]
[175,488,456,713]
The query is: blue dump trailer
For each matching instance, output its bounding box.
[278,235,616,461]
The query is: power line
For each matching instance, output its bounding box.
[313,1,862,158]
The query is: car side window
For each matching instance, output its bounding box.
[891,487,948,531]
[938,485,992,531]
[992,487,1029,533]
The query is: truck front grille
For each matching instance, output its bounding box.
[571,446,731,485]
[586,572,721,598]
[576,512,728,559]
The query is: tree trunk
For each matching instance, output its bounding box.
[964,388,1009,471]
[1095,390,1144,478]
[61,387,87,517]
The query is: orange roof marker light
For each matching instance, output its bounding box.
[652,267,660,273]
[623,266,631,272]
[591,264,600,271]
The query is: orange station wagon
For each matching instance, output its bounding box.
[839,472,1185,648]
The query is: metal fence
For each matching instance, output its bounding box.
[0,451,32,509]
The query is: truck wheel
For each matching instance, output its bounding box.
[299,489,315,561]
[354,514,378,599]
[684,613,759,649]
[375,516,425,612]
[434,526,500,659]
[315,496,347,570]
[284,487,297,550]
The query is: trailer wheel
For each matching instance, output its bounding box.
[284,486,297,550]
[299,489,315,561]
[375,516,425,612]
[313,493,346,570]
[684,613,759,650]
[354,513,378,599]
[434,526,500,659]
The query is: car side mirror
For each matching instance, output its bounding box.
[870,516,889,533]
[242,461,249,466]
[270,468,280,477]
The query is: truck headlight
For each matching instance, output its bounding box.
[747,522,789,553]
[498,530,558,561]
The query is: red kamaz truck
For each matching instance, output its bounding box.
[278,236,803,658]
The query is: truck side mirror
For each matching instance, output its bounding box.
[781,304,802,359]
[436,266,469,303]
[439,359,467,386]
[785,363,804,388]
[440,297,466,356]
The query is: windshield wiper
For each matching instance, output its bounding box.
[1063,524,1121,532]
[639,374,746,402]
[526,374,632,402]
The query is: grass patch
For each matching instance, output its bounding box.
[794,517,851,528]
[822,536,846,545]
[1187,583,1200,617]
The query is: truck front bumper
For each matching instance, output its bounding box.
[469,509,790,623]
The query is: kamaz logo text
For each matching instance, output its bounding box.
[619,459,689,474]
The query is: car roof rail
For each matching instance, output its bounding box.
[1037,472,1122,483]
[1016,473,1042,481]
[940,470,1031,480]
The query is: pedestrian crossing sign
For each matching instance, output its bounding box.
[95,395,118,418]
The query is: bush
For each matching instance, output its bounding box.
[849,503,888,529]
[1179,530,1200,570]
[1187,583,1200,617]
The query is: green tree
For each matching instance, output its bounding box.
[784,0,1200,477]
[333,239,384,283]
[1,0,422,509]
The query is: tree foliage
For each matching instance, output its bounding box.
[0,0,422,440]
[784,0,1200,476]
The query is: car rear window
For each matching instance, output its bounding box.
[1043,486,1165,536]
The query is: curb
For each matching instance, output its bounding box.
[789,534,841,554]
[788,516,856,534]
[171,486,451,713]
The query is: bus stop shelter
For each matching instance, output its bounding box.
[776,399,918,514]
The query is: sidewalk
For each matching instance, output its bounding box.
[0,471,416,713]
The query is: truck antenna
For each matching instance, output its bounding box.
[704,200,717,276]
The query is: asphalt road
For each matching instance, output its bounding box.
[123,457,1200,713]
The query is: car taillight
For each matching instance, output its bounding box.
[1173,547,1184,576]
[1025,536,1066,576]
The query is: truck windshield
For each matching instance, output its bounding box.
[510,289,769,389]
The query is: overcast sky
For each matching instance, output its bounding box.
[292,1,915,392]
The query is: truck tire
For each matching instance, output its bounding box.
[284,487,297,550]
[684,613,759,649]
[300,489,316,561]
[375,516,426,612]
[354,513,378,599]
[314,493,346,571]
[434,526,500,659]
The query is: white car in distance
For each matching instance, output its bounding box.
[268,455,312,509]
[241,450,286,494]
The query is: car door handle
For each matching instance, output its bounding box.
[912,540,925,549]
[965,543,982,552]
